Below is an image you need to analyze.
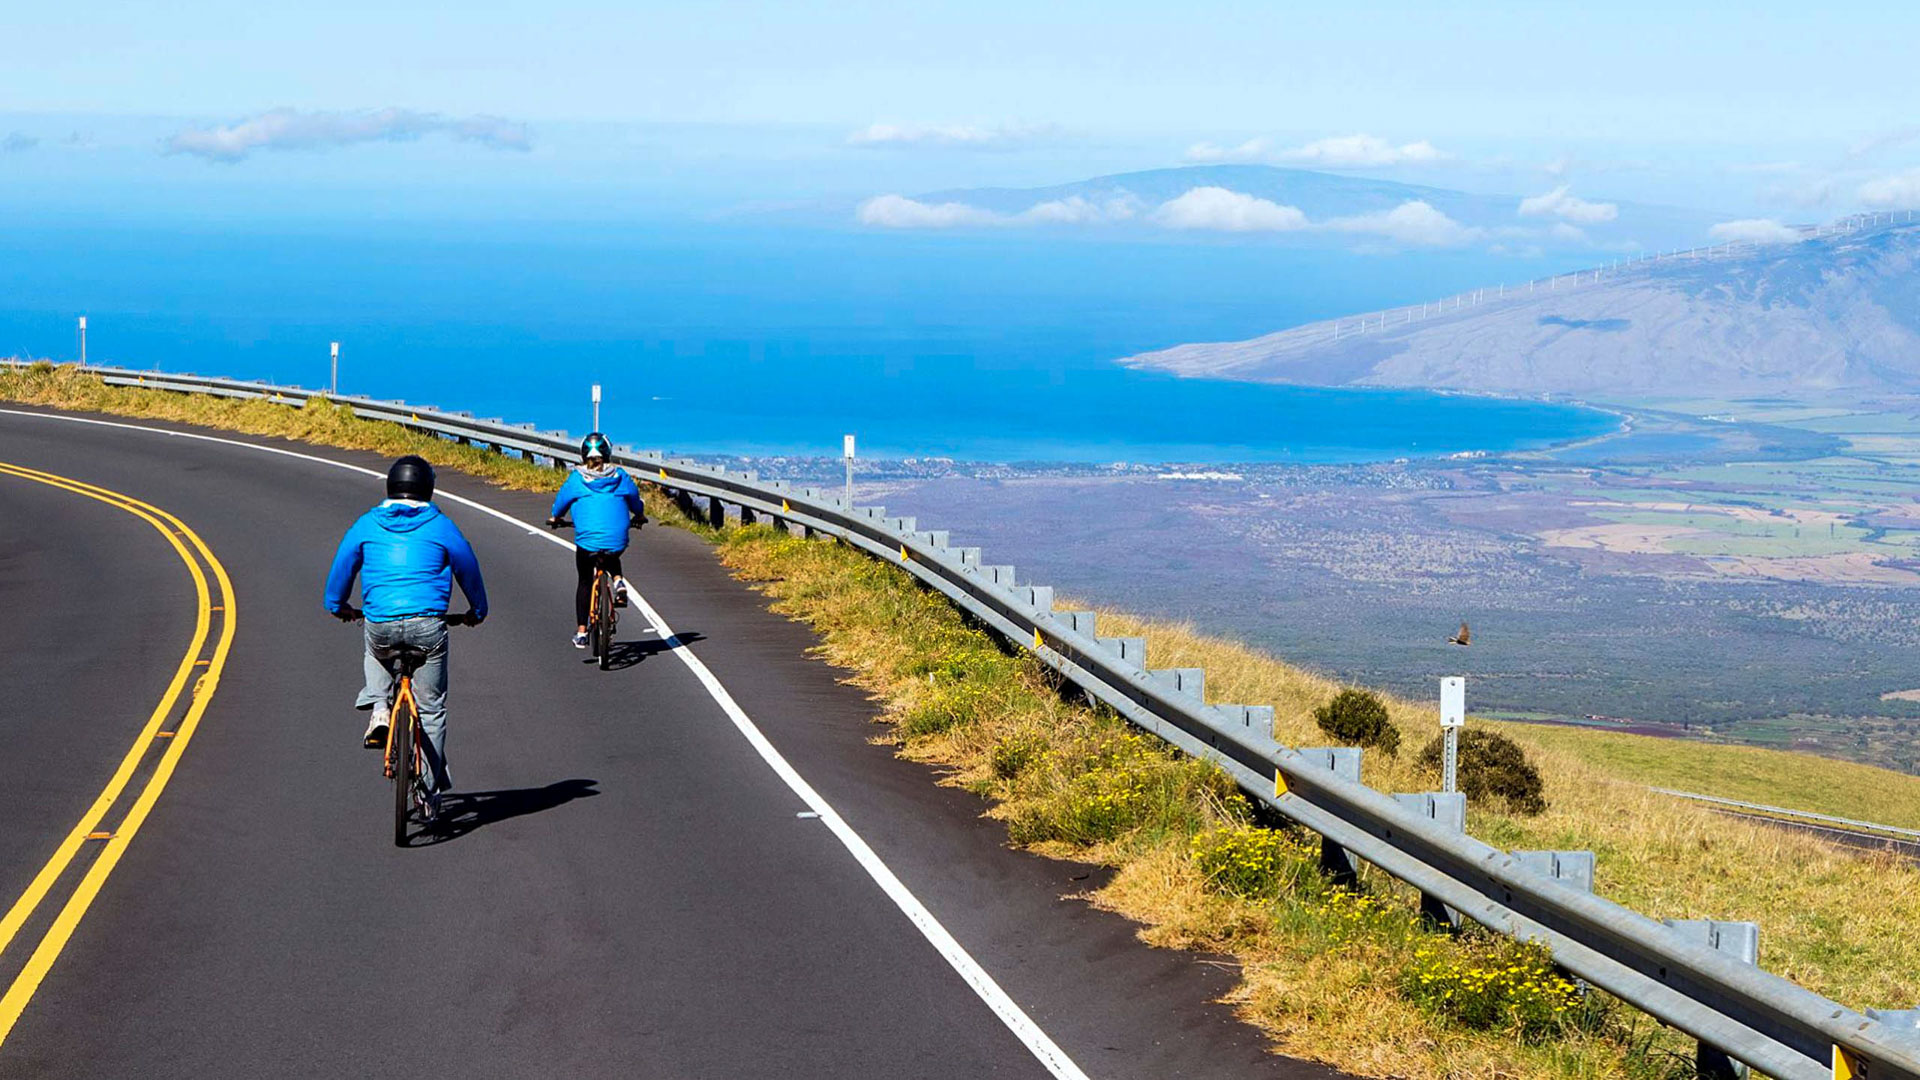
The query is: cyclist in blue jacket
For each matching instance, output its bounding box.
[547,433,645,648]
[323,456,487,814]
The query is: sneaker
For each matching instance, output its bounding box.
[613,578,629,607]
[571,630,590,649]
[362,708,390,749]
[421,789,443,823]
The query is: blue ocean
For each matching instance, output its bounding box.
[0,221,1615,462]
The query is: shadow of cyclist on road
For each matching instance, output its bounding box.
[593,630,704,671]
[409,778,600,845]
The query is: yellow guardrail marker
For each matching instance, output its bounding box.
[1835,1045,1865,1080]
[1275,769,1289,797]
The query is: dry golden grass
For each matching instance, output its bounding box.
[1083,608,1920,1008]
[10,366,1916,1078]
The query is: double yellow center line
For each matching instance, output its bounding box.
[0,462,236,1046]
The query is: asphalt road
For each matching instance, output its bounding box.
[0,406,1336,1080]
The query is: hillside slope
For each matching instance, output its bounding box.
[1124,220,1920,400]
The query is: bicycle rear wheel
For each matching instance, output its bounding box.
[595,570,615,670]
[391,690,417,847]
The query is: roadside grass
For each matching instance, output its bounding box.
[10,365,1919,1079]
[0,362,576,495]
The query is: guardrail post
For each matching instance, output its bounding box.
[673,490,699,520]
[1059,611,1097,636]
[1662,919,1760,1080]
[1301,748,1364,883]
[707,496,726,529]
[1151,668,1205,701]
[740,505,757,526]
[1096,636,1147,664]
[1012,585,1054,613]
[1391,793,1467,925]
[1511,850,1596,893]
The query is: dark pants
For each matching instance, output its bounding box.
[575,548,625,625]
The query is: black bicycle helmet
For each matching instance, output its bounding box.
[386,455,436,501]
[580,432,612,463]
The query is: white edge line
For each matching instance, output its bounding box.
[0,408,1091,1080]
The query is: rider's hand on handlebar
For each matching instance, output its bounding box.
[332,605,364,623]
[546,516,570,530]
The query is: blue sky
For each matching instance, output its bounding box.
[5,1,1920,224]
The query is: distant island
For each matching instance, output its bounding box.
[1123,217,1920,402]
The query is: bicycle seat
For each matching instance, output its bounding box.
[388,644,431,676]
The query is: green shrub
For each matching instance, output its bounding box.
[1313,688,1401,756]
[1401,940,1585,1039]
[1190,824,1318,898]
[990,732,1047,779]
[1417,729,1548,815]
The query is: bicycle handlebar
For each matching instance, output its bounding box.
[332,606,480,627]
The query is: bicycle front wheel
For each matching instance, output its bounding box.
[391,692,417,847]
[595,571,615,670]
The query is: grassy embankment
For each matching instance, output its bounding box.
[7,363,1919,1080]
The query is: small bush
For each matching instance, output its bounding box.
[1401,940,1585,1039]
[1417,729,1548,815]
[1191,824,1315,898]
[902,680,990,736]
[1313,688,1401,756]
[990,732,1047,779]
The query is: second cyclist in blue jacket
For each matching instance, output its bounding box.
[548,433,645,648]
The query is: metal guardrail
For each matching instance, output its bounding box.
[11,360,1918,1080]
[1652,788,1920,843]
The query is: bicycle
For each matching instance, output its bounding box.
[339,607,477,845]
[548,518,620,671]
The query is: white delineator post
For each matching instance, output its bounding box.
[591,383,602,432]
[1440,676,1466,793]
[330,341,340,396]
[78,316,87,365]
[843,433,856,510]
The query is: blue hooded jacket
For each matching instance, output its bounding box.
[550,465,644,553]
[323,501,489,622]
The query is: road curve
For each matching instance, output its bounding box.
[0,406,1332,1080]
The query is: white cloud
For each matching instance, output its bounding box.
[1517,185,1619,224]
[1020,194,1141,224]
[1707,218,1805,244]
[1550,223,1590,243]
[165,108,530,161]
[856,195,1003,228]
[1276,134,1446,168]
[1185,133,1446,168]
[1151,187,1309,231]
[1183,137,1272,163]
[846,122,1057,150]
[1859,169,1920,208]
[1330,200,1479,247]
[1849,126,1920,160]
[856,192,1140,229]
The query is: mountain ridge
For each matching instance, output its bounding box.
[1122,220,1920,402]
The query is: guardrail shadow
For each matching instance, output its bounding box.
[411,778,600,845]
[590,630,704,671]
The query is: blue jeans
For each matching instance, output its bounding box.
[357,616,452,794]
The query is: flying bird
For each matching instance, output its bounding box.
[1447,622,1471,646]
